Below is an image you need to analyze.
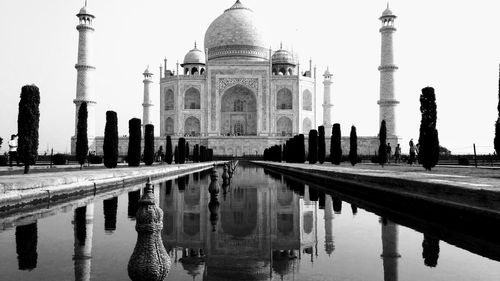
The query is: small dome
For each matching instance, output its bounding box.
[382,7,393,16]
[183,45,206,65]
[272,47,295,65]
[323,67,332,77]
[77,5,93,16]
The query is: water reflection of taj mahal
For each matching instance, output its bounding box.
[160,167,319,280]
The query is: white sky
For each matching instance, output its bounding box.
[0,0,499,154]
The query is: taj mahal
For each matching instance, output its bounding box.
[71,0,399,156]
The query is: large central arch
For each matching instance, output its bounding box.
[220,85,257,136]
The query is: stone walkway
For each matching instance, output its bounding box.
[0,162,220,208]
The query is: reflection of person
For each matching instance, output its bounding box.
[408,139,416,165]
[8,134,19,167]
[394,144,401,163]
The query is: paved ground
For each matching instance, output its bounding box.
[254,161,500,192]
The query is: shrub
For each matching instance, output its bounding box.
[349,125,358,166]
[331,123,342,165]
[308,130,318,164]
[458,157,469,166]
[165,136,173,164]
[318,126,326,164]
[0,155,8,166]
[76,102,88,169]
[143,124,155,166]
[88,154,102,164]
[127,118,142,167]
[378,120,387,166]
[103,111,118,168]
[52,154,68,165]
[18,85,40,174]
[418,87,440,171]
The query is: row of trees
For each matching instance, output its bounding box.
[75,107,214,169]
[265,86,440,170]
[264,124,359,166]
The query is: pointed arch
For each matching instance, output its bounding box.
[184,87,200,109]
[277,116,292,136]
[277,88,293,110]
[165,89,174,110]
[302,89,312,111]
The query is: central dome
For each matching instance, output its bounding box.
[204,0,269,61]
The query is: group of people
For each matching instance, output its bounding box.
[384,139,419,164]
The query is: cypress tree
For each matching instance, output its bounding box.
[418,87,440,171]
[308,130,318,164]
[331,123,342,165]
[185,141,190,161]
[318,126,326,164]
[378,120,387,166]
[349,125,358,166]
[165,136,173,164]
[174,146,179,164]
[127,118,141,167]
[298,134,306,163]
[76,102,88,169]
[103,111,118,168]
[193,144,199,162]
[143,124,155,166]
[178,138,186,164]
[200,146,206,162]
[17,85,40,174]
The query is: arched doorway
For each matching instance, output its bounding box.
[184,116,201,136]
[220,85,257,136]
[302,118,312,134]
[277,116,292,136]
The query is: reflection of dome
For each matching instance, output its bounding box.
[272,250,297,277]
[182,45,206,66]
[181,259,204,279]
[204,0,268,61]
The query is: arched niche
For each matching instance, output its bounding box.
[165,89,174,110]
[302,117,312,134]
[277,116,292,136]
[184,87,201,109]
[302,89,312,111]
[277,88,293,110]
[184,116,200,136]
[165,117,174,135]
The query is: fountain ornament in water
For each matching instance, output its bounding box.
[208,167,220,195]
[128,178,171,281]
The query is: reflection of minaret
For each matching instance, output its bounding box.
[381,218,400,281]
[73,204,94,281]
[103,197,118,233]
[15,222,38,270]
[324,195,334,256]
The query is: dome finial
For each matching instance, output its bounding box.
[194,41,197,48]
[85,0,87,7]
[280,42,283,50]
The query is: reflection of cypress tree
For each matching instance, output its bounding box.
[103,197,118,233]
[75,206,87,246]
[184,175,190,187]
[178,176,186,191]
[332,197,342,214]
[351,204,358,215]
[309,188,319,201]
[164,180,172,195]
[422,234,440,267]
[127,190,141,219]
[193,172,199,182]
[318,192,325,209]
[15,222,38,271]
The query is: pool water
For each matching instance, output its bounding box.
[1,162,499,281]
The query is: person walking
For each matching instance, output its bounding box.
[386,143,392,164]
[8,134,19,167]
[394,143,401,163]
[408,139,416,165]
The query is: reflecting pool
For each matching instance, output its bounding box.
[1,162,499,280]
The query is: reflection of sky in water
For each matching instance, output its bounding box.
[0,163,499,281]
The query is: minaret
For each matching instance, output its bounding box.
[378,4,399,137]
[381,218,400,281]
[322,68,333,136]
[74,2,96,140]
[142,66,154,127]
[324,195,334,256]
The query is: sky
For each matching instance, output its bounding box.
[0,0,499,154]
